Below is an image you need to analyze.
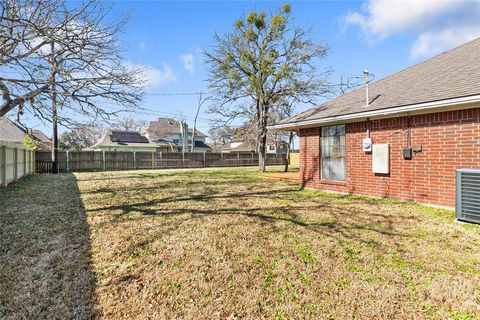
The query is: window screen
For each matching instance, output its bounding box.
[321,125,346,181]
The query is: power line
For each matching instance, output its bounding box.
[136,108,212,122]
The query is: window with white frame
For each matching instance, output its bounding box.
[321,125,346,181]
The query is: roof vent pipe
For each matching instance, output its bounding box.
[364,69,369,107]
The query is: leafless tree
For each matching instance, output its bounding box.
[0,0,144,123]
[191,93,211,152]
[208,125,236,149]
[112,117,148,132]
[59,122,106,150]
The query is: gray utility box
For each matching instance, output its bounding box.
[456,169,480,224]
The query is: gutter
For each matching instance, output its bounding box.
[269,94,480,131]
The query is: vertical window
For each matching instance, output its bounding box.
[321,125,346,181]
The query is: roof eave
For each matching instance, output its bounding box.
[269,94,480,131]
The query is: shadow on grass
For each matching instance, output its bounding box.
[88,186,299,210]
[0,174,97,319]
[89,182,417,250]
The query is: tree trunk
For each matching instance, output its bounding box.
[258,126,267,172]
[51,101,58,174]
[284,131,294,172]
[50,42,59,174]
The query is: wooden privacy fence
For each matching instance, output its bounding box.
[35,151,287,173]
[0,141,35,187]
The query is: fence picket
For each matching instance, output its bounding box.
[32,150,287,174]
[0,142,35,187]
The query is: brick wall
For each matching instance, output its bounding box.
[299,106,480,208]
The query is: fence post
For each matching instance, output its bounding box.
[203,152,206,167]
[102,151,106,171]
[159,151,163,169]
[1,146,7,187]
[23,149,26,175]
[31,150,34,174]
[66,150,69,173]
[13,147,18,181]
[133,151,136,170]
[152,152,155,169]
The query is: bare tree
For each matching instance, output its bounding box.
[59,122,106,150]
[112,117,147,132]
[0,0,144,122]
[1,0,144,172]
[204,4,330,171]
[330,74,368,97]
[191,93,211,152]
[208,125,236,149]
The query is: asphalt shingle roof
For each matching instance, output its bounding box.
[141,117,207,139]
[110,131,149,143]
[275,38,480,127]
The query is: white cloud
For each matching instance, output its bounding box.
[125,61,176,88]
[343,0,480,58]
[411,26,480,58]
[180,53,195,75]
[143,62,176,87]
[138,40,146,50]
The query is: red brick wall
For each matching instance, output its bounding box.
[299,106,480,208]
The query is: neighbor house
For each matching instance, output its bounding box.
[270,38,480,210]
[222,138,288,154]
[141,117,212,152]
[0,116,51,150]
[91,130,178,152]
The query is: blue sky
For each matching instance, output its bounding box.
[20,0,480,137]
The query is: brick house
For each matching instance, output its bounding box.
[270,39,480,209]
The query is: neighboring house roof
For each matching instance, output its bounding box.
[0,117,51,149]
[31,130,51,144]
[222,140,256,152]
[30,129,52,150]
[92,130,169,148]
[141,117,207,139]
[110,131,149,143]
[272,38,480,130]
[0,116,25,142]
[194,140,212,149]
[222,138,286,152]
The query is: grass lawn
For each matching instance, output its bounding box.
[1,167,479,319]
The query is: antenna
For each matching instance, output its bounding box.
[363,69,369,107]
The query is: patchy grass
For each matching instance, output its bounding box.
[1,167,479,319]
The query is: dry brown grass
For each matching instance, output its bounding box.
[1,167,479,319]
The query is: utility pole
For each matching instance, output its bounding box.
[180,120,188,153]
[50,41,59,174]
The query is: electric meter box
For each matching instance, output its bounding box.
[363,138,372,152]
